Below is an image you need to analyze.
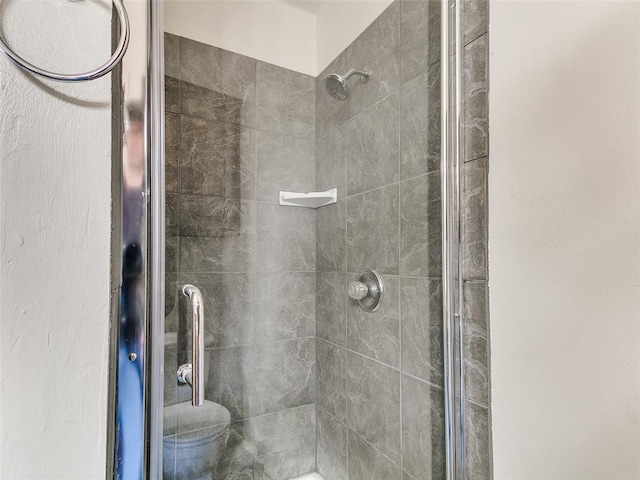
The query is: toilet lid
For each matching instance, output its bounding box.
[163,400,231,437]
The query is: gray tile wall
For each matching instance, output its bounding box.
[315,2,447,480]
[164,33,317,480]
[315,0,492,479]
[461,0,492,477]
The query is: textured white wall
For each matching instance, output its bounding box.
[164,0,394,76]
[316,0,393,73]
[489,2,640,478]
[165,0,318,75]
[0,0,112,478]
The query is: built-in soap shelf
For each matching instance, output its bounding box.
[279,188,337,209]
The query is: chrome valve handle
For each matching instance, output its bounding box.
[348,281,369,300]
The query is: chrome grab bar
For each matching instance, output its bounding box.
[177,284,205,407]
[0,0,130,82]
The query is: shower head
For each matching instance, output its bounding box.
[325,67,372,101]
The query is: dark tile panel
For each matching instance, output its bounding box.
[164,32,180,80]
[400,277,443,385]
[465,402,492,480]
[317,126,347,196]
[256,130,315,202]
[317,408,348,480]
[346,93,400,195]
[400,0,441,84]
[254,272,315,342]
[348,430,402,480]
[462,157,487,280]
[400,62,441,180]
[316,199,346,272]
[347,274,400,367]
[316,272,347,346]
[463,34,488,161]
[462,0,489,45]
[347,351,401,462]
[256,61,316,139]
[254,338,316,416]
[184,272,254,348]
[250,404,316,480]
[401,374,446,480]
[256,203,315,272]
[180,37,256,127]
[165,112,180,193]
[347,185,400,275]
[207,345,255,420]
[400,172,442,277]
[346,1,401,118]
[317,339,347,421]
[464,281,489,405]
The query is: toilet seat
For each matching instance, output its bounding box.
[163,400,230,438]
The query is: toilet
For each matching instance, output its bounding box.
[163,332,231,480]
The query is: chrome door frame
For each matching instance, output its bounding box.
[108,0,164,477]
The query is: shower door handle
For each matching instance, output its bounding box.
[177,284,205,407]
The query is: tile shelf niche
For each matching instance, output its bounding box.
[279,188,338,208]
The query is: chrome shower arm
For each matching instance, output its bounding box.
[343,67,372,83]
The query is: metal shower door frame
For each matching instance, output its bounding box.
[108,0,164,477]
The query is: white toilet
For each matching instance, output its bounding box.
[163,332,231,480]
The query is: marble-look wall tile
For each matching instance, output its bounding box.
[316,51,349,138]
[216,420,256,480]
[401,375,446,480]
[207,346,254,420]
[317,127,347,195]
[166,76,180,114]
[166,236,179,273]
[251,404,316,480]
[255,272,315,342]
[317,408,348,480]
[316,272,347,346]
[163,344,177,407]
[347,185,400,275]
[400,0,440,84]
[256,203,315,272]
[179,116,223,196]
[180,38,256,127]
[180,195,243,237]
[254,338,316,416]
[463,34,488,161]
[346,2,400,118]
[462,0,489,45]
[317,339,347,421]
[180,118,255,198]
[465,402,492,480]
[347,351,401,462]
[179,201,255,272]
[347,274,400,367]
[165,272,179,332]
[184,273,254,348]
[165,33,181,79]
[400,63,440,180]
[181,81,245,127]
[166,192,179,237]
[400,172,441,277]
[348,431,402,480]
[256,62,315,139]
[316,200,346,272]
[464,281,489,405]
[256,130,315,202]
[346,93,400,195]
[400,277,443,385]
[165,112,180,193]
[462,157,487,279]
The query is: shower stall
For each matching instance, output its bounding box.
[110,0,491,478]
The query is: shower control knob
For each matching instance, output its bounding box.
[348,281,369,300]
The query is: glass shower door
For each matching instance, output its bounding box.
[159,1,451,479]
